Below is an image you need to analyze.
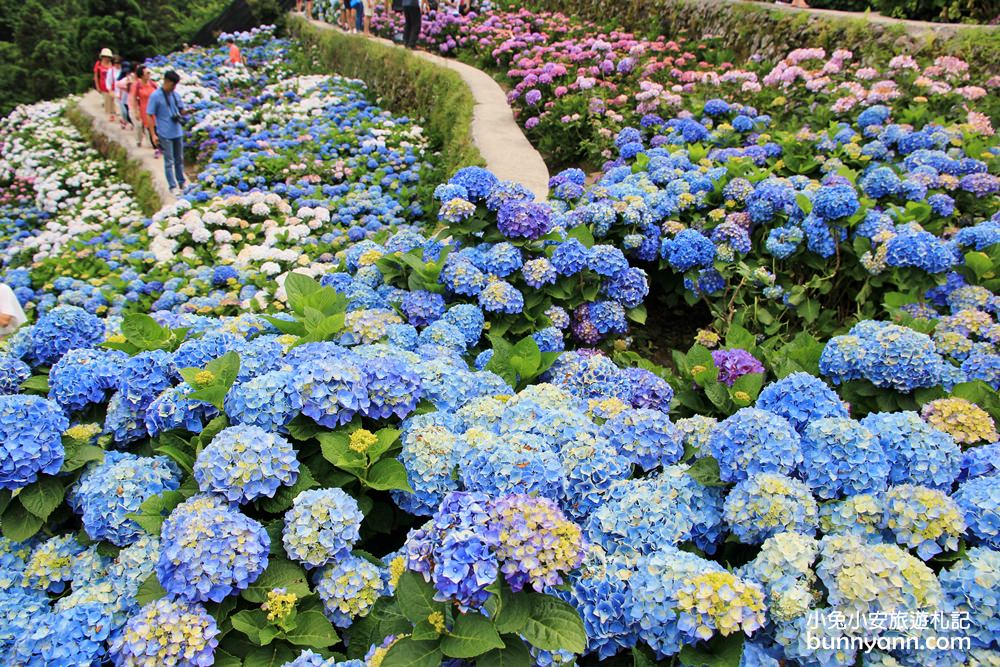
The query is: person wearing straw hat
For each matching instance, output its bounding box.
[93,48,116,122]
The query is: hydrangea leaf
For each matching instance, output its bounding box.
[283,610,339,648]
[241,556,311,603]
[380,637,443,667]
[520,595,586,654]
[440,611,505,658]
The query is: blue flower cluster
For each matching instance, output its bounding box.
[193,424,300,504]
[157,494,270,602]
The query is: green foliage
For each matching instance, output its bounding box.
[263,272,348,345]
[373,577,587,666]
[0,0,232,116]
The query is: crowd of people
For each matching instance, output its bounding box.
[296,0,472,48]
[91,42,238,198]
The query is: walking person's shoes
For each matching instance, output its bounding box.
[154,149,162,158]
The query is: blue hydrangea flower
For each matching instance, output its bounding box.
[22,534,84,592]
[193,425,299,505]
[882,484,965,560]
[860,411,961,489]
[118,349,176,408]
[799,418,889,499]
[301,356,370,427]
[938,547,1000,649]
[952,475,1000,549]
[315,553,383,628]
[0,395,68,489]
[172,331,244,373]
[145,383,219,436]
[283,488,363,568]
[441,304,485,347]
[755,372,848,433]
[26,305,104,367]
[661,229,715,271]
[110,597,219,666]
[764,225,803,259]
[157,494,270,603]
[626,546,765,658]
[460,432,565,500]
[0,357,30,394]
[559,440,632,521]
[585,468,724,556]
[497,200,553,239]
[478,279,524,314]
[600,408,683,471]
[47,347,125,413]
[70,451,181,547]
[449,167,498,201]
[362,356,423,420]
[10,601,113,666]
[551,238,591,276]
[724,473,819,543]
[708,407,802,483]
[400,290,445,327]
[225,369,304,431]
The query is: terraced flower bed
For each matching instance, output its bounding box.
[0,14,997,667]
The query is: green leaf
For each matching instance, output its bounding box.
[369,428,401,460]
[626,305,647,324]
[703,381,729,410]
[126,490,187,536]
[1,500,44,541]
[795,193,813,215]
[632,646,657,667]
[366,458,414,493]
[494,587,531,634]
[318,432,367,473]
[284,610,340,648]
[60,439,105,473]
[723,324,755,351]
[214,650,243,667]
[286,415,323,441]
[242,557,312,603]
[380,637,443,667]
[122,313,171,350]
[17,477,65,520]
[520,595,586,654]
[565,225,595,248]
[395,571,446,624]
[730,372,764,402]
[242,643,297,667]
[135,573,167,605]
[440,612,504,658]
[153,442,195,476]
[284,272,323,314]
[411,619,442,641]
[478,640,531,667]
[232,609,280,646]
[679,633,745,667]
[686,457,726,487]
[965,251,994,280]
[19,375,49,392]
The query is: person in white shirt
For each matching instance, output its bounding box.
[0,284,26,337]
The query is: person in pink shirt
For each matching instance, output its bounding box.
[93,48,114,121]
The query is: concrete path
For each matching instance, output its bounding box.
[302,16,551,200]
[77,90,177,206]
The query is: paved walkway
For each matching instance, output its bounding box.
[77,90,176,206]
[301,15,551,201]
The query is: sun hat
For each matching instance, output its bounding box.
[99,48,113,58]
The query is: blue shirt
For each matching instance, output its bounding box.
[146,87,185,140]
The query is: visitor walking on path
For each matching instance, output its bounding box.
[0,283,26,337]
[391,0,423,48]
[133,65,161,156]
[296,0,314,18]
[227,38,246,66]
[106,55,122,123]
[116,63,134,130]
[93,48,116,122]
[146,70,187,196]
